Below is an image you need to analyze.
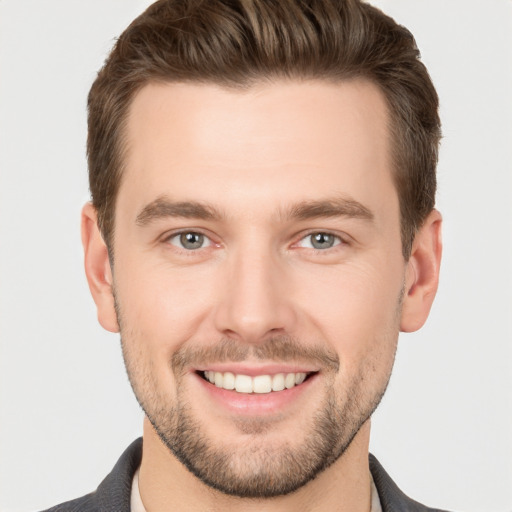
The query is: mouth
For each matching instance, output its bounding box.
[198,370,316,394]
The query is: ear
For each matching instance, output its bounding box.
[400,209,442,332]
[81,203,119,333]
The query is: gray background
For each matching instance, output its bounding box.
[1,1,511,511]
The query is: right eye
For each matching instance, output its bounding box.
[167,231,212,250]
[296,232,342,250]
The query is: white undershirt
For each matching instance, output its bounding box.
[130,467,383,512]
[370,474,383,512]
[130,468,145,512]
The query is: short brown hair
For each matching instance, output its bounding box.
[87,0,440,259]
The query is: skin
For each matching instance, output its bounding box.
[82,79,442,512]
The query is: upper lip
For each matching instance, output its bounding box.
[193,363,319,376]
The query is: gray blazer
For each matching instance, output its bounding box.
[41,438,450,512]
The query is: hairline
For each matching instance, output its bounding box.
[103,74,420,262]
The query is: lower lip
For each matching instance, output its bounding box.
[193,372,319,415]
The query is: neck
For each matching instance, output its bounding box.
[138,417,373,512]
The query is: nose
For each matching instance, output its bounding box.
[212,245,297,344]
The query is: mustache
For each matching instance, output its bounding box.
[172,336,340,374]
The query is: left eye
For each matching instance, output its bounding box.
[168,232,211,250]
[298,232,341,250]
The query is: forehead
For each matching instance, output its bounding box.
[120,79,394,221]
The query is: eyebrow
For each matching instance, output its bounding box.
[135,197,221,226]
[135,195,374,226]
[286,197,374,222]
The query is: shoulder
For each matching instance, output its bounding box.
[40,493,96,512]
[38,438,143,512]
[369,454,452,512]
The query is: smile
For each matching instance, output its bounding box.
[202,370,311,393]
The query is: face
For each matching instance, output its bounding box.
[110,79,406,497]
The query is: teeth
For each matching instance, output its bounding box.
[203,371,308,393]
[295,373,306,385]
[272,373,285,391]
[253,375,272,393]
[235,374,253,393]
[285,373,296,389]
[223,371,235,390]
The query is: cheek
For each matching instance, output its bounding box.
[114,257,214,336]
[292,260,403,358]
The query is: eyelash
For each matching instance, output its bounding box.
[164,230,214,252]
[163,230,348,254]
[295,231,345,251]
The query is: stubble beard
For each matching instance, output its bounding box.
[115,278,402,499]
[152,379,385,498]
[119,330,397,498]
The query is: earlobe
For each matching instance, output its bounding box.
[81,203,119,333]
[400,209,442,333]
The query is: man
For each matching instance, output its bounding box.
[44,0,445,510]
